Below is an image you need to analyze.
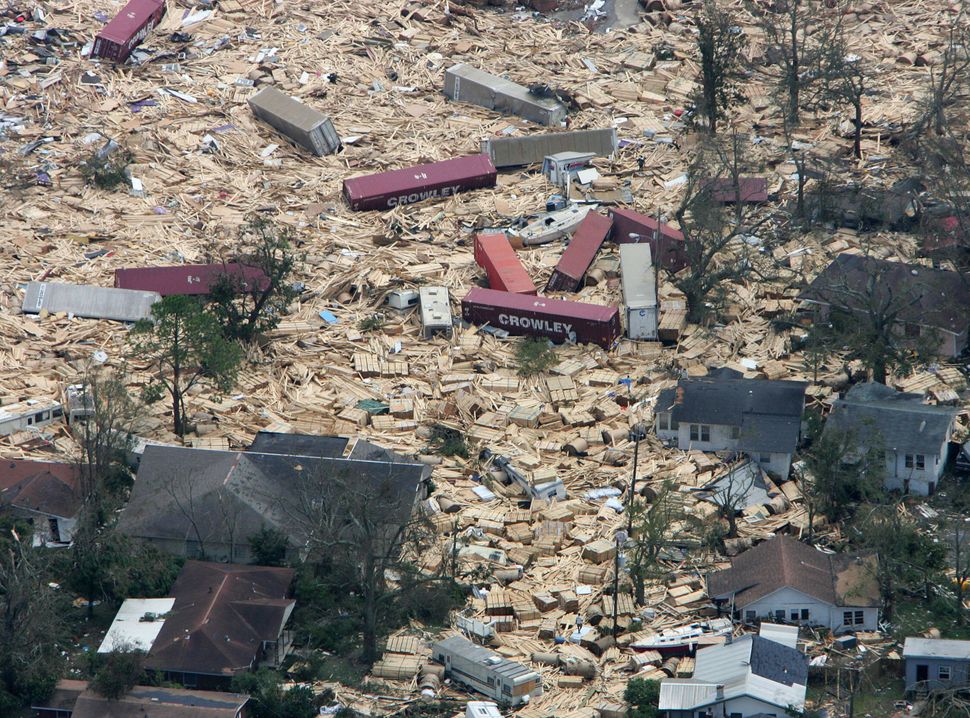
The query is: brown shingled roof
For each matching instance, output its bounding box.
[0,459,82,519]
[707,535,879,609]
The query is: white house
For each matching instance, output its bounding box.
[659,624,807,718]
[654,368,808,480]
[824,383,959,496]
[707,535,880,634]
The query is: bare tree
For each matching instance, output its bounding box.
[908,15,970,143]
[815,16,870,159]
[693,0,748,134]
[160,471,214,560]
[672,132,779,323]
[701,460,758,539]
[952,517,970,627]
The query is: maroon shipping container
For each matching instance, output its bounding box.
[114,264,269,297]
[462,287,620,349]
[91,0,166,62]
[473,233,536,295]
[343,155,497,211]
[609,207,689,274]
[702,177,769,204]
[545,212,612,293]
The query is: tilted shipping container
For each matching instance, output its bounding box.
[114,264,270,297]
[343,155,497,212]
[247,86,341,157]
[444,64,567,127]
[481,128,617,169]
[473,233,536,295]
[701,176,769,204]
[91,0,166,62]
[619,243,658,340]
[545,212,612,292]
[22,282,160,322]
[461,287,620,349]
[609,207,689,274]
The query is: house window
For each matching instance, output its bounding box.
[774,610,785,621]
[939,666,951,681]
[843,611,854,626]
[690,424,711,442]
[905,454,926,470]
[853,610,865,625]
[658,413,672,431]
[801,609,810,620]
[790,610,800,621]
[744,610,756,623]
[760,454,771,464]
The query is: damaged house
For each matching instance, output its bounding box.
[707,535,880,633]
[0,459,82,545]
[655,368,808,480]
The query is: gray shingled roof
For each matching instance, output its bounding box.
[825,383,958,454]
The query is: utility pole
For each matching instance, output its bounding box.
[612,530,628,636]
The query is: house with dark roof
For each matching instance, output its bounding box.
[659,624,808,718]
[707,535,880,633]
[0,459,82,545]
[132,561,295,690]
[824,383,960,496]
[799,254,970,358]
[117,437,429,563]
[32,678,250,718]
[654,369,808,480]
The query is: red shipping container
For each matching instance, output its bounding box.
[343,155,497,211]
[461,287,620,349]
[473,233,536,295]
[701,177,769,204]
[545,212,612,293]
[114,264,270,297]
[91,0,166,62]
[609,207,689,274]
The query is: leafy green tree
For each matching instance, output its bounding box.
[694,0,748,134]
[231,669,316,718]
[129,295,242,436]
[209,216,301,343]
[802,428,884,526]
[625,677,660,718]
[515,338,557,376]
[627,482,698,604]
[249,526,290,567]
[90,648,146,699]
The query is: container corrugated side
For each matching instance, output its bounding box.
[343,155,497,211]
[461,287,619,349]
[546,212,612,292]
[473,234,536,295]
[114,263,269,297]
[481,128,617,168]
[444,64,567,127]
[248,86,340,156]
[92,0,165,60]
[22,282,160,322]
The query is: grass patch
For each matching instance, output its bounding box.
[313,654,368,687]
[79,146,133,190]
[515,337,556,376]
[358,314,385,331]
[892,597,970,641]
[427,424,469,458]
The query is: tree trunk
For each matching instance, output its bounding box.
[871,357,887,385]
[853,101,863,159]
[633,570,645,606]
[362,589,378,665]
[172,392,183,437]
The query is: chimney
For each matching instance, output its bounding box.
[716,685,724,701]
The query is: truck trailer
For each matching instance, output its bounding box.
[444,64,567,127]
[461,287,620,349]
[619,243,658,340]
[481,128,617,169]
[432,635,542,707]
[247,86,341,157]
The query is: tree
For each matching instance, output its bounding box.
[908,15,970,143]
[67,511,133,618]
[703,461,759,539]
[802,428,884,526]
[672,133,779,323]
[747,0,825,124]
[129,295,242,436]
[951,517,970,627]
[0,531,66,710]
[249,526,290,567]
[209,215,302,343]
[627,482,697,605]
[90,648,145,699]
[625,678,660,718]
[815,16,870,159]
[231,669,317,718]
[693,0,748,134]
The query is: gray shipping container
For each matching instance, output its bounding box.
[22,281,160,322]
[419,286,452,339]
[248,86,341,157]
[481,128,617,168]
[619,243,658,341]
[444,64,567,128]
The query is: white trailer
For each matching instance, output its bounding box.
[444,64,567,127]
[0,398,63,436]
[432,635,542,707]
[619,243,658,340]
[542,151,595,188]
[419,286,452,339]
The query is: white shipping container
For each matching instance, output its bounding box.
[419,286,452,339]
[619,243,658,340]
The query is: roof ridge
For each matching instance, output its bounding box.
[196,572,230,629]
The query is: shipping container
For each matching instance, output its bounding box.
[432,635,542,707]
[91,0,166,62]
[22,282,160,322]
[247,86,341,157]
[702,177,769,204]
[542,151,595,187]
[0,398,63,436]
[461,287,620,349]
[482,128,617,169]
[419,286,453,339]
[619,243,658,340]
[343,155,497,212]
[609,207,689,273]
[546,212,612,292]
[444,64,567,127]
[473,233,536,295]
[114,263,269,297]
